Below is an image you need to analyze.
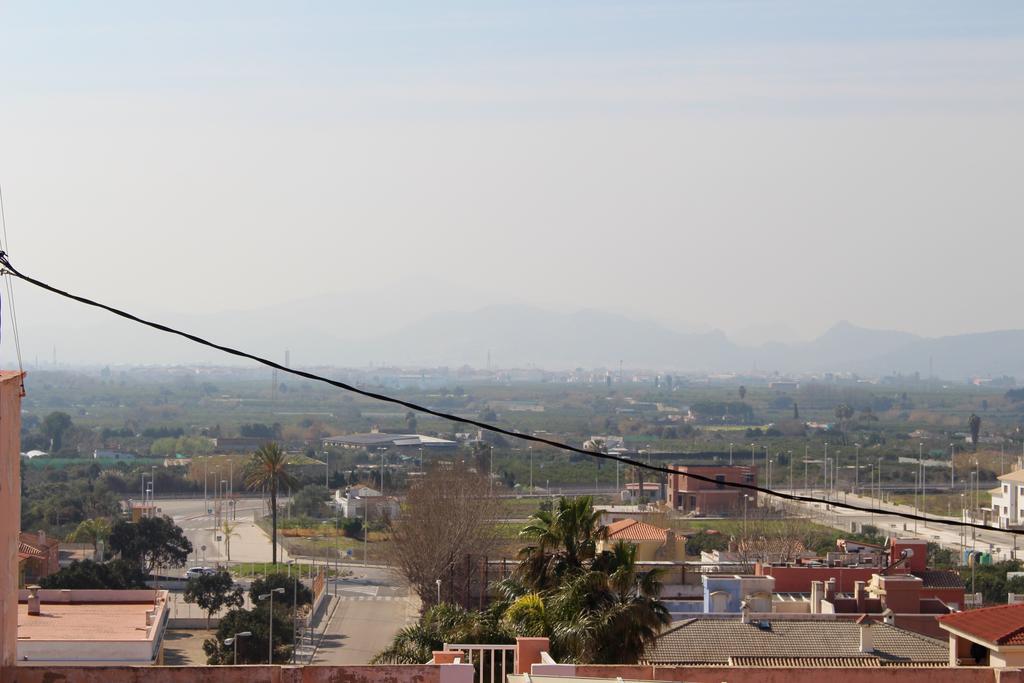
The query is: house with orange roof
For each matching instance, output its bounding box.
[598,518,685,561]
[17,532,59,587]
[940,603,1024,667]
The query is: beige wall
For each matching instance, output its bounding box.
[9,664,447,683]
[0,372,24,677]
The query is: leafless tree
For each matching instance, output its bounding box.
[387,463,505,607]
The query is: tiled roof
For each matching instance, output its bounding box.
[939,603,1024,645]
[913,570,965,590]
[642,618,949,665]
[729,656,880,667]
[998,469,1024,484]
[605,518,669,542]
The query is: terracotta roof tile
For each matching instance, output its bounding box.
[913,570,965,590]
[939,603,1024,645]
[605,518,669,542]
[642,618,948,665]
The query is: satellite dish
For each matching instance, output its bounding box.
[901,548,914,558]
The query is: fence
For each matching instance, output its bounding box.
[443,643,516,683]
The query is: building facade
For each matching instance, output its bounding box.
[666,464,757,514]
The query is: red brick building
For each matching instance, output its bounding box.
[17,532,59,587]
[665,464,757,514]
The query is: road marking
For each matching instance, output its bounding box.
[336,584,379,597]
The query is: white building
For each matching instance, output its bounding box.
[17,588,170,666]
[334,485,400,520]
[991,469,1024,529]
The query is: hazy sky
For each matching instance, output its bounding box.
[2,1,1023,364]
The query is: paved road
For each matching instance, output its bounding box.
[783,490,1021,561]
[154,497,292,567]
[313,567,418,665]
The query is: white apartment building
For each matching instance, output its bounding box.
[990,469,1024,529]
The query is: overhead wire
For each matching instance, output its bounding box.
[0,188,25,395]
[0,250,1013,537]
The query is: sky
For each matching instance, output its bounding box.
[1,1,1023,366]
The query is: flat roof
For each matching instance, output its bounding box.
[18,602,156,641]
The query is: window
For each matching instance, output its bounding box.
[715,474,726,489]
[744,474,754,483]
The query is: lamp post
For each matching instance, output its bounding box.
[854,443,860,494]
[729,442,734,466]
[529,446,534,492]
[742,494,752,536]
[950,444,956,488]
[325,450,330,489]
[224,631,251,665]
[918,442,926,523]
[750,443,756,467]
[788,450,794,495]
[823,442,829,494]
[258,587,285,664]
[435,578,442,604]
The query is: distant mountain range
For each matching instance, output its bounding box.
[14,290,1024,378]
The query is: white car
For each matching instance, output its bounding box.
[185,567,216,579]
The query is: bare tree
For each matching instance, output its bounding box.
[387,464,505,606]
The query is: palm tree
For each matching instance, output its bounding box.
[547,541,670,663]
[67,518,111,557]
[516,496,606,589]
[244,442,298,564]
[371,603,505,664]
[221,521,241,562]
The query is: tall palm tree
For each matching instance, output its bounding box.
[548,541,670,663]
[244,442,298,564]
[517,496,605,589]
[67,518,112,557]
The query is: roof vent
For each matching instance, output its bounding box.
[756,620,772,631]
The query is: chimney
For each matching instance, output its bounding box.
[740,600,751,623]
[810,581,824,614]
[854,581,866,612]
[881,608,895,626]
[825,578,837,603]
[857,614,874,653]
[37,530,46,545]
[27,585,41,616]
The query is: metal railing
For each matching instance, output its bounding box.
[443,643,516,683]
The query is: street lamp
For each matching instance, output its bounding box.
[854,443,861,494]
[258,588,285,664]
[729,442,734,466]
[435,578,442,604]
[742,494,752,536]
[224,631,251,665]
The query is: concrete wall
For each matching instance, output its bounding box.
[573,665,1007,683]
[0,372,24,676]
[9,664,445,683]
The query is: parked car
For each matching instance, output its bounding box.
[185,566,217,579]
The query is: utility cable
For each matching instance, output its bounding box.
[0,189,25,395]
[0,251,1013,537]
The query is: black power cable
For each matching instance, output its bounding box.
[0,251,1014,537]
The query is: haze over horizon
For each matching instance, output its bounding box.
[2,2,1023,370]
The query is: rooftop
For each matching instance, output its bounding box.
[998,469,1024,484]
[323,432,456,447]
[605,518,669,542]
[642,617,949,665]
[17,589,168,643]
[939,603,1024,645]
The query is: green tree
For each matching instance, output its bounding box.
[66,517,112,554]
[184,569,244,629]
[221,521,241,562]
[41,411,73,451]
[245,442,298,564]
[738,385,746,400]
[203,605,294,664]
[291,484,330,518]
[372,603,504,664]
[40,559,147,589]
[516,496,606,589]
[969,413,982,451]
[108,515,193,572]
[249,572,314,609]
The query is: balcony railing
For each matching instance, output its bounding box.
[443,643,517,683]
